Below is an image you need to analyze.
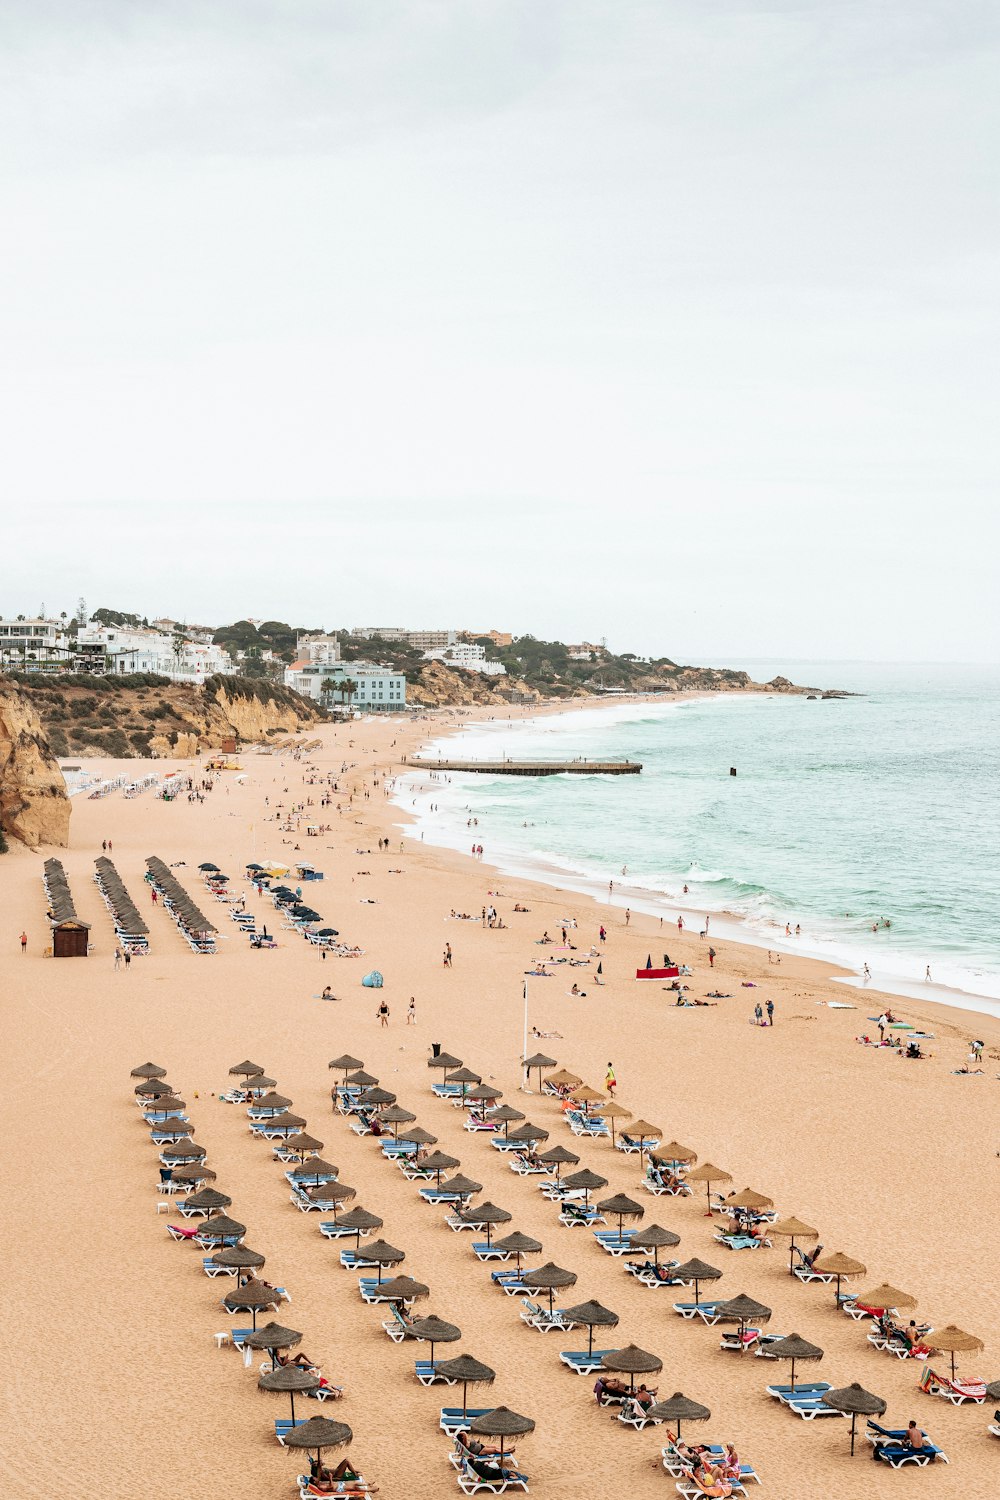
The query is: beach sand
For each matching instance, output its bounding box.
[1,712,998,1500]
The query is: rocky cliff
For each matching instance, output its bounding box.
[0,683,70,849]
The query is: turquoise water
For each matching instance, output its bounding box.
[397,663,1000,1015]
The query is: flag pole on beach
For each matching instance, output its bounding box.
[521,981,531,1091]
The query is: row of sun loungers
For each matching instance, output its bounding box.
[145,856,217,951]
[94,856,150,953]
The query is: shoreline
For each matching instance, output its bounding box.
[393,699,1000,1024]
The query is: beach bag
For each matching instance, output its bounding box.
[362,970,384,989]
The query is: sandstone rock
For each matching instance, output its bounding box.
[0,683,70,848]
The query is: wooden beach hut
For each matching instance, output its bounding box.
[52,918,90,958]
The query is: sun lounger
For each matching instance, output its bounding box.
[275,1417,307,1444]
[792,1265,835,1284]
[415,1359,456,1386]
[456,1455,529,1493]
[519,1299,573,1332]
[720,1329,762,1353]
[617,1397,662,1429]
[473,1243,508,1261]
[766,1382,831,1400]
[919,1367,986,1405]
[446,1214,486,1232]
[674,1480,747,1499]
[439,1407,494,1436]
[558,1205,605,1228]
[166,1223,200,1242]
[203,1256,237,1277]
[490,1136,529,1152]
[616,1134,660,1155]
[559,1348,616,1374]
[508,1156,548,1176]
[464,1117,498,1133]
[785,1396,846,1420]
[661,1438,760,1485]
[320,1221,369,1240]
[418,1187,468,1205]
[296,1479,372,1499]
[382,1303,417,1341]
[593,1230,635,1255]
[714,1232,771,1251]
[431,1082,464,1098]
[867,1332,928,1360]
[491,1268,531,1295]
[339,1249,378,1270]
[866,1421,948,1465]
[672,1302,720,1323]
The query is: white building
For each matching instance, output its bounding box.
[352,627,456,652]
[74,622,234,683]
[0,618,63,663]
[284,658,406,711]
[424,642,506,676]
[297,633,342,665]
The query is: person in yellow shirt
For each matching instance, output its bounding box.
[605,1063,617,1096]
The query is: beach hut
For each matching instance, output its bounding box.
[52,918,90,958]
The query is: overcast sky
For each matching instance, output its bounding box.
[1,1,997,661]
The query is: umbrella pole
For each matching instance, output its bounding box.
[462,1380,469,1419]
[789,1358,796,1393]
[290,1390,296,1424]
[587,1325,594,1356]
[850,1411,857,1457]
[704,1180,712,1216]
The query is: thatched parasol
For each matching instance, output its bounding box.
[398,1126,437,1147]
[439,1174,482,1200]
[377,1105,417,1138]
[569,1085,605,1114]
[651,1140,697,1166]
[288,1158,339,1185]
[821,1382,886,1455]
[160,1138,206,1161]
[264,1112,307,1134]
[724,1188,774,1224]
[286,1132,324,1158]
[171,1164,217,1186]
[601,1344,663,1393]
[259,1361,320,1423]
[924,1325,985,1381]
[486,1104,526,1139]
[645,1392,710,1438]
[537,1145,579,1178]
[282,1416,353,1463]
[223,1278,281,1327]
[210,1244,265,1273]
[428,1052,463,1071]
[242,1321,303,1369]
[357,1240,405,1283]
[559,1300,619,1356]
[984,1378,1000,1400]
[329,1055,364,1081]
[628,1224,681,1269]
[247,1076,277,1092]
[446,1066,481,1096]
[375,1275,429,1306]
[561,1168,609,1206]
[596,1193,644,1236]
[812,1251,866,1306]
[671,1258,722,1305]
[521,1262,578,1315]
[768,1216,818,1275]
[346,1070,379,1088]
[523,1052,557,1092]
[254,1092,292,1114]
[410,1315,461,1362]
[713,1293,772,1339]
[334,1207,383,1245]
[852,1283,917,1315]
[686,1162,733,1214]
[181,1187,232,1215]
[421,1151,460,1185]
[597,1101,632,1147]
[196,1215,246,1244]
[507,1122,549,1145]
[135,1077,172,1096]
[306,1181,356,1207]
[546,1069,582,1089]
[151,1118,194,1139]
[230,1060,266,1077]
[761,1332,823,1392]
[492,1231,542,1267]
[468,1407,534,1463]
[457,1202,512,1247]
[435,1355,495,1417]
[145,1094,187,1113]
[467,1084,502,1106]
[358,1087,396,1109]
[621,1119,660,1154]
[131,1062,167,1079]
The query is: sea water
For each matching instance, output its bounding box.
[394,662,1000,1019]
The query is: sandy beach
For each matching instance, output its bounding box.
[2,709,998,1500]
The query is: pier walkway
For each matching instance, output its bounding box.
[407,758,641,776]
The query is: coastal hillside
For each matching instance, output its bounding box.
[0,680,70,849]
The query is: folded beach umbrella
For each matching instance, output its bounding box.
[852,1283,917,1315]
[409,1315,461,1363]
[924,1325,985,1381]
[242,1321,303,1370]
[652,1140,697,1167]
[537,1146,580,1183]
[596,1194,644,1237]
[761,1332,823,1392]
[334,1207,383,1244]
[713,1293,773,1340]
[601,1344,663,1393]
[467,1407,534,1464]
[562,1168,608,1205]
[435,1355,495,1418]
[685,1162,733,1214]
[521,1262,578,1315]
[768,1217,818,1275]
[258,1361,321,1423]
[492,1231,542,1268]
[522,1052,557,1092]
[645,1392,710,1439]
[131,1062,168,1080]
[459,1202,512,1246]
[822,1382,887,1455]
[398,1126,438,1147]
[329,1055,364,1080]
[671,1258,723,1305]
[196,1215,247,1245]
[560,1300,619,1356]
[229,1060,266,1077]
[507,1122,549,1145]
[546,1069,582,1089]
[210,1244,265,1273]
[288,1158,339,1185]
[428,1052,464,1072]
[181,1187,232,1215]
[376,1275,429,1306]
[286,1132,324,1159]
[629,1224,681,1266]
[811,1251,867,1306]
[223,1278,281,1328]
[421,1151,460,1184]
[282,1416,353,1464]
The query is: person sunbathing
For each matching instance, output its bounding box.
[276,1349,318,1371]
[456,1431,510,1459]
[634,1383,658,1409]
[307,1456,376,1494]
[794,1242,823,1270]
[903,1421,925,1450]
[594,1374,629,1403]
[719,1445,741,1480]
[689,1460,733,1497]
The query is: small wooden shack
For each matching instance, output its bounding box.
[52,918,91,958]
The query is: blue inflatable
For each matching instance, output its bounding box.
[362,971,384,989]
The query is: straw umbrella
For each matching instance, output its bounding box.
[600,1344,663,1396]
[171,1163,217,1187]
[376,1276,429,1307]
[243,1321,303,1370]
[428,1051,464,1072]
[686,1162,732,1214]
[145,1094,187,1116]
[467,1084,503,1110]
[522,1052,557,1092]
[439,1174,482,1202]
[131,1062,167,1079]
[135,1077,172,1097]
[537,1145,579,1179]
[486,1105,526,1138]
[467,1408,534,1466]
[282,1416,353,1467]
[398,1126,438,1148]
[421,1151,461,1185]
[266,1112,307,1135]
[254,1092,293,1115]
[286,1132,324,1159]
[760,1333,823,1393]
[852,1283,918,1316]
[569,1085,605,1115]
[723,1188,774,1225]
[410,1315,461,1364]
[223,1278,281,1328]
[924,1326,985,1381]
[377,1106,417,1138]
[596,1194,644,1238]
[159,1138,206,1162]
[671,1258,722,1305]
[822,1383,887,1455]
[507,1123,549,1146]
[563,1169,608,1206]
[230,1060,265,1077]
[622,1119,660,1155]
[653,1139,697,1166]
[357,1240,405,1283]
[559,1300,619,1356]
[259,1362,320,1423]
[521,1262,578,1316]
[152,1118,193,1140]
[769,1217,818,1275]
[435,1355,495,1418]
[196,1215,247,1245]
[546,1069,582,1090]
[329,1055,364,1082]
[306,1181,356,1209]
[210,1244,265,1275]
[713,1294,773,1344]
[597,1102,632,1148]
[358,1088,396,1109]
[335,1207,383,1246]
[446,1068,481,1105]
[458,1202,512,1247]
[645,1392,710,1439]
[180,1187,232,1216]
[811,1252,867,1307]
[628,1224,681,1268]
[985,1378,1000,1400]
[492,1232,542,1268]
[247,1075,277,1093]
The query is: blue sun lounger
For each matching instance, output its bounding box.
[440,1407,494,1435]
[559,1349,615,1374]
[275,1417,307,1444]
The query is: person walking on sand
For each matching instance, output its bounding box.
[766,999,774,1025]
[114,947,122,970]
[124,949,131,970]
[599,925,606,943]
[19,930,27,954]
[708,946,716,968]
[677,915,684,932]
[377,1000,390,1027]
[605,1063,617,1096]
[443,943,452,968]
[877,1012,888,1041]
[625,908,631,927]
[407,996,416,1025]
[754,1002,763,1025]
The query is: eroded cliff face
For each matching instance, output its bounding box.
[0,684,70,848]
[407,661,544,707]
